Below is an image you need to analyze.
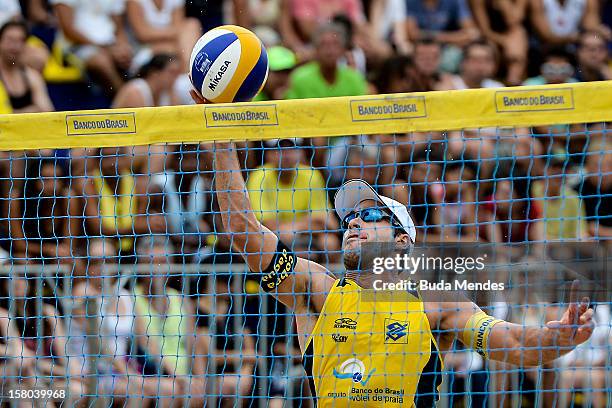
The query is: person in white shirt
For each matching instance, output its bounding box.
[529,0,611,46]
[51,0,133,95]
[126,0,201,68]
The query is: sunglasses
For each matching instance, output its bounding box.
[342,208,402,230]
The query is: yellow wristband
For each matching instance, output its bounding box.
[463,312,503,359]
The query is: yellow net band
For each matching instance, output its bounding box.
[1,81,611,151]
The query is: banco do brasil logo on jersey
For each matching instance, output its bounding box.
[334,318,357,330]
[385,318,409,344]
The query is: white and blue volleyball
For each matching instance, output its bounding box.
[189,25,269,103]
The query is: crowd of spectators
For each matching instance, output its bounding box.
[0,0,611,406]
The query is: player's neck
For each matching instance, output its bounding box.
[346,270,399,288]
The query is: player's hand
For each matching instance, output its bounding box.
[545,280,594,347]
[190,89,208,104]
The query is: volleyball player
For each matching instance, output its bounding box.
[191,90,594,407]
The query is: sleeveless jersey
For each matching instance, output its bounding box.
[302,278,443,407]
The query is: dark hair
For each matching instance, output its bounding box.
[138,53,177,78]
[542,46,575,64]
[415,37,440,49]
[374,56,412,93]
[332,14,353,48]
[462,40,499,65]
[0,19,28,41]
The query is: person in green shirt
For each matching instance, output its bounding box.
[254,46,297,101]
[285,23,368,99]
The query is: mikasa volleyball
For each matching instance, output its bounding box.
[189,25,269,103]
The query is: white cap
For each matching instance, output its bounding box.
[334,179,416,243]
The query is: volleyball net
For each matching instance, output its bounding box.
[0,81,610,407]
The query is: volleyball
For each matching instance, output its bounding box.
[189,25,269,103]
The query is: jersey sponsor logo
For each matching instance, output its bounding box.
[204,104,279,127]
[494,88,574,112]
[474,317,495,357]
[66,113,136,136]
[334,318,357,330]
[333,358,376,386]
[384,318,409,344]
[331,334,348,343]
[260,248,296,291]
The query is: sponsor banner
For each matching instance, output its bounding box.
[204,104,278,127]
[66,113,136,136]
[350,96,427,122]
[495,88,574,112]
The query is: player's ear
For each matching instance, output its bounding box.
[394,233,411,247]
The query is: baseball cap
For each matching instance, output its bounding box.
[268,46,297,72]
[334,179,416,243]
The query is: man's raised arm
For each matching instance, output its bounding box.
[191,90,333,310]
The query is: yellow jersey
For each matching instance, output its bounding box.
[302,278,443,407]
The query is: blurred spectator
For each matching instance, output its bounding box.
[480,162,544,243]
[113,53,179,108]
[404,0,480,47]
[133,240,205,404]
[450,40,504,89]
[9,157,79,266]
[368,0,411,55]
[575,31,612,82]
[529,0,611,46]
[113,53,180,174]
[3,275,84,405]
[373,55,432,93]
[413,39,456,90]
[126,0,201,67]
[280,0,365,60]
[195,273,256,406]
[246,138,340,258]
[523,47,577,85]
[285,23,367,99]
[578,137,612,239]
[533,151,588,240]
[148,144,213,263]
[254,45,297,101]
[0,20,53,113]
[67,240,177,407]
[226,0,282,46]
[430,160,481,241]
[51,0,133,95]
[185,0,249,33]
[470,0,528,85]
[404,0,480,72]
[81,147,165,260]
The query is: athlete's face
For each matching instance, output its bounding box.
[342,200,409,271]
